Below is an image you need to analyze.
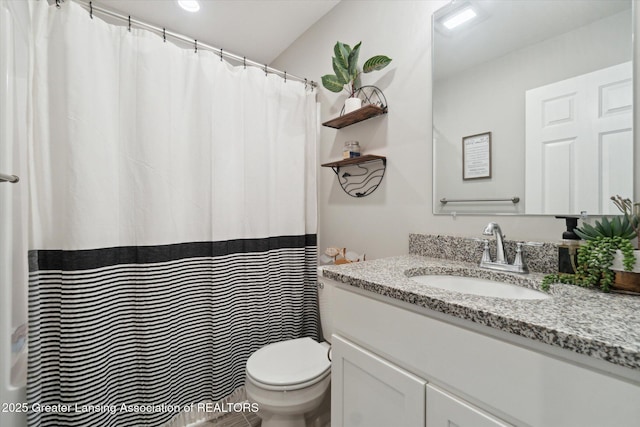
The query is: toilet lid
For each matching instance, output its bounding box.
[246,337,330,387]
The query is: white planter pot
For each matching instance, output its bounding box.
[344,97,362,114]
[611,249,640,272]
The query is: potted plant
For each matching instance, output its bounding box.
[321,41,392,113]
[609,195,640,282]
[542,215,637,293]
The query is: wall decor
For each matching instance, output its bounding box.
[462,132,491,180]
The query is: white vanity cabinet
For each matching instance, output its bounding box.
[330,284,640,427]
[331,334,508,427]
[331,335,426,427]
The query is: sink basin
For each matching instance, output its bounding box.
[409,275,550,300]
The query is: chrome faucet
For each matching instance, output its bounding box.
[483,222,506,264]
[478,222,541,274]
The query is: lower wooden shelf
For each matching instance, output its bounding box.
[321,155,387,198]
[321,154,387,169]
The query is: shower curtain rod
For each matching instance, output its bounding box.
[0,172,19,183]
[53,0,317,89]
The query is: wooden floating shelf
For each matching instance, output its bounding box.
[322,104,387,129]
[321,154,387,169]
[321,155,387,198]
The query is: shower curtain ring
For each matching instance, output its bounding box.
[128,16,131,32]
[89,1,93,19]
[163,28,166,42]
[220,48,223,61]
[194,40,198,53]
[264,64,267,77]
[243,57,246,69]
[284,71,287,83]
[304,78,307,90]
[55,0,61,9]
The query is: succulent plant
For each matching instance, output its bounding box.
[544,198,639,293]
[542,236,636,292]
[573,215,636,241]
[611,195,640,249]
[321,41,392,96]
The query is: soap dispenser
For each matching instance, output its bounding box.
[556,216,581,274]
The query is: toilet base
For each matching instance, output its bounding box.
[304,387,331,427]
[258,388,330,427]
[259,413,306,427]
[246,375,330,427]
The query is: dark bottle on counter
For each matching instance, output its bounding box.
[556,216,581,274]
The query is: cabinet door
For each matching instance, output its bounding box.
[426,384,511,427]
[332,335,426,427]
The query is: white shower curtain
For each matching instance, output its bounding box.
[27,2,318,426]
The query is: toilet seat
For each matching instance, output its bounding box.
[246,337,331,391]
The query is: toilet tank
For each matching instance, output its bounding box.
[317,271,338,344]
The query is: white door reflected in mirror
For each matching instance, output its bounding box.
[525,62,633,215]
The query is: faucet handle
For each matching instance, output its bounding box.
[512,242,529,272]
[480,239,491,263]
[513,242,525,265]
[521,241,543,247]
[467,238,492,263]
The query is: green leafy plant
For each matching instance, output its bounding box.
[573,215,636,241]
[611,195,640,249]
[542,237,636,292]
[543,195,640,292]
[321,41,392,96]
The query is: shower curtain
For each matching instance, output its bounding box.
[26,2,318,426]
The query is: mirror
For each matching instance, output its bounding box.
[432,0,633,215]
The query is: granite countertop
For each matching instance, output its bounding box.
[320,255,640,371]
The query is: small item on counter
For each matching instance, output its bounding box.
[556,216,581,274]
[343,141,361,159]
[322,247,365,265]
[325,247,345,260]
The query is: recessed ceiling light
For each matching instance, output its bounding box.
[178,0,200,13]
[442,6,477,30]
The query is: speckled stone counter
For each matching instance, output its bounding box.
[320,255,640,371]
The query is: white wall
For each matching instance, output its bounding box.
[273,0,640,260]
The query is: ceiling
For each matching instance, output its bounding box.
[434,0,631,79]
[93,0,341,65]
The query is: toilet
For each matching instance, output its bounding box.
[245,273,335,427]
